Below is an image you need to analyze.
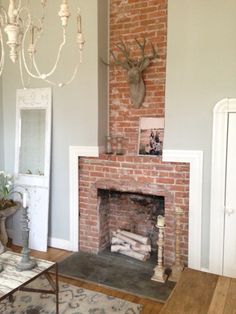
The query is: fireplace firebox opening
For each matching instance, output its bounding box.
[97,189,165,253]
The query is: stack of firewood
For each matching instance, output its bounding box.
[111,229,151,261]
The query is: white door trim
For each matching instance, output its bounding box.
[209,98,236,274]
[69,146,101,251]
[163,149,203,270]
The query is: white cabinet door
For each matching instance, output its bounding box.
[223,113,236,277]
[13,88,52,252]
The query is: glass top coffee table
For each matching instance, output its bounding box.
[0,251,58,313]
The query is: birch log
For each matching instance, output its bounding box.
[111,237,125,245]
[111,229,151,261]
[113,232,139,247]
[119,250,150,261]
[111,244,130,252]
[117,229,150,245]
[132,244,151,252]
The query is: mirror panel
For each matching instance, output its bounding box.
[19,109,46,175]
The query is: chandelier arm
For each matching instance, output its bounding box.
[19,50,31,89]
[0,6,8,24]
[20,13,47,79]
[16,0,22,14]
[39,2,46,28]
[23,0,46,27]
[21,54,41,79]
[18,4,44,32]
[21,20,67,80]
[19,50,27,89]
[61,63,80,86]
[18,6,43,70]
[41,62,80,87]
[20,13,42,79]
[31,29,66,79]
[18,4,42,24]
[17,6,31,28]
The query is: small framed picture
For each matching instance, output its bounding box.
[138,117,164,156]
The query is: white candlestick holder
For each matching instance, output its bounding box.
[151,225,167,283]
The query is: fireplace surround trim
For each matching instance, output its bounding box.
[68,145,101,252]
[68,147,203,270]
[162,149,203,270]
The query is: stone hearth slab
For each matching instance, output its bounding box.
[58,250,175,302]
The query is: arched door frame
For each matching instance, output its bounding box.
[209,98,236,274]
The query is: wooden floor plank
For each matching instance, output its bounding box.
[223,278,236,314]
[160,268,219,314]
[208,276,231,314]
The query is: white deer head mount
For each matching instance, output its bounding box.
[110,39,158,108]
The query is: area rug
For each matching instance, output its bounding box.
[0,276,142,314]
[58,251,175,302]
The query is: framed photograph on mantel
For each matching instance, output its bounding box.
[138,117,164,156]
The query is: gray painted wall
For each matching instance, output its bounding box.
[165,0,236,268]
[1,1,108,242]
[98,0,109,146]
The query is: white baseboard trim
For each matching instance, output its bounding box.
[8,228,71,251]
[48,237,71,251]
[163,149,203,271]
[200,267,210,273]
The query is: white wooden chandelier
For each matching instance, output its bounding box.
[0,0,85,87]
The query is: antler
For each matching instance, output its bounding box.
[150,42,158,60]
[110,39,158,72]
[135,38,158,69]
[135,38,147,58]
[115,41,130,58]
[110,40,136,70]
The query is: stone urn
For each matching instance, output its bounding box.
[0,201,21,252]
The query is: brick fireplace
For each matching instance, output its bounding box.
[77,0,190,268]
[79,155,189,266]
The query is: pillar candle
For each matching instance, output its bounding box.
[77,8,81,33]
[23,192,27,208]
[157,215,165,227]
